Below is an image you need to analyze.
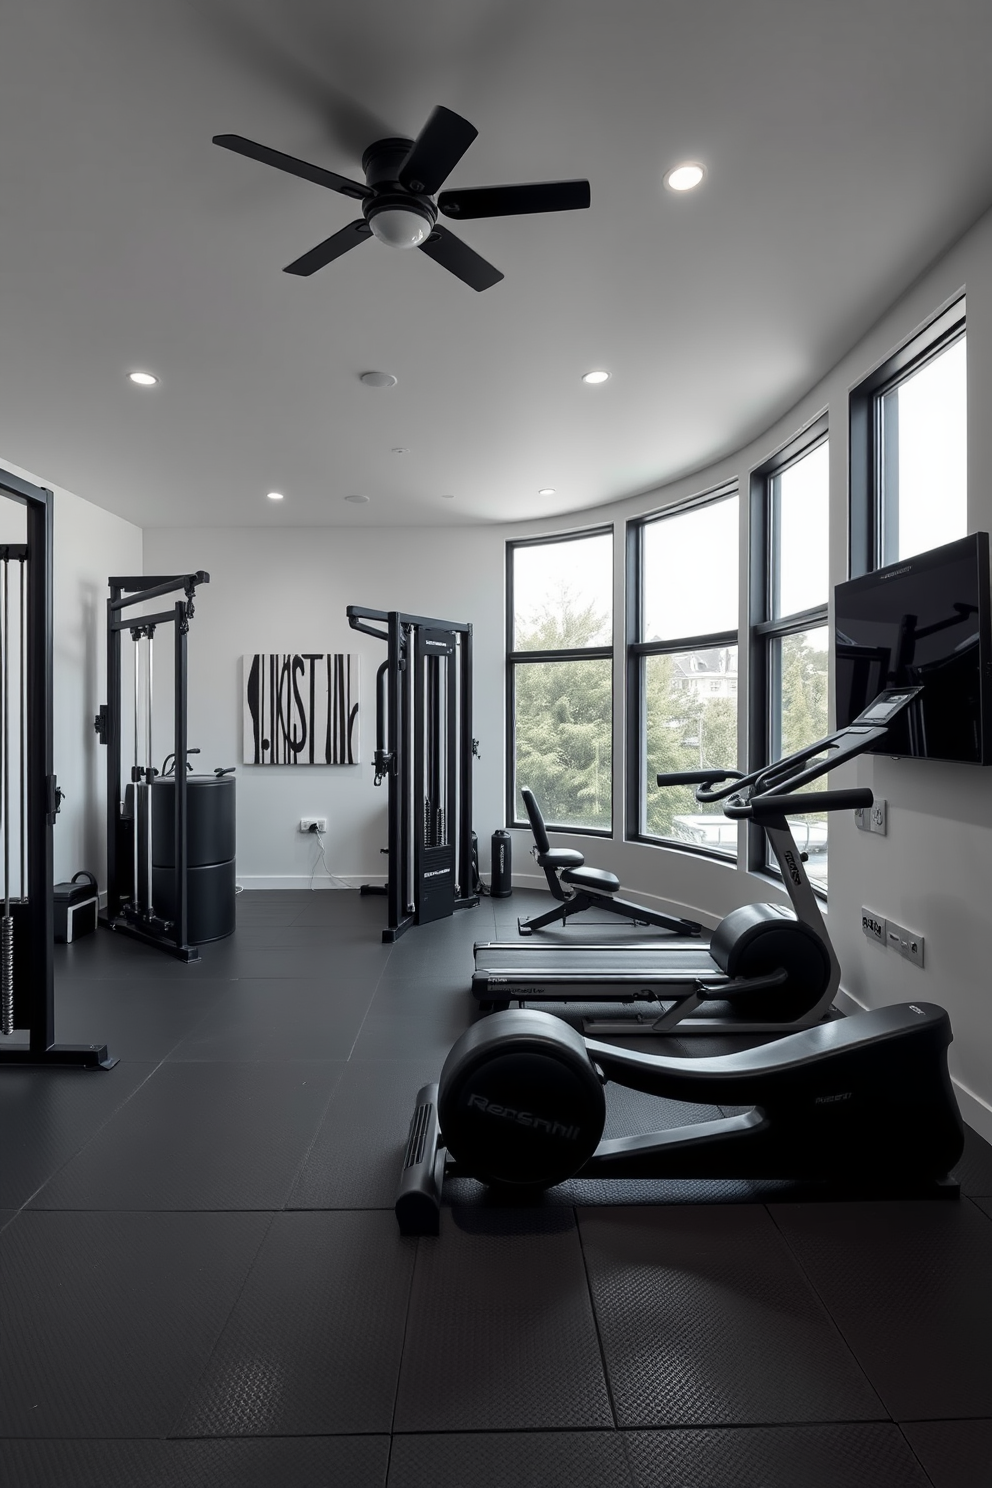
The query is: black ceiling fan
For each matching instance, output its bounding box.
[213,104,590,291]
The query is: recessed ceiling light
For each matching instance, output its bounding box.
[360,371,398,388]
[538,488,556,496]
[128,371,158,386]
[391,446,409,455]
[266,491,284,501]
[345,493,370,504]
[664,162,705,192]
[440,493,455,500]
[582,370,610,385]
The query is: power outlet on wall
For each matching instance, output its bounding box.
[300,817,327,834]
[886,918,925,968]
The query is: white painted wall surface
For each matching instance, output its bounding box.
[0,455,143,888]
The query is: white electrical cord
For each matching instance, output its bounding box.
[308,826,350,890]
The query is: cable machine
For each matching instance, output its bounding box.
[95,571,209,962]
[0,467,114,1069]
[347,605,478,942]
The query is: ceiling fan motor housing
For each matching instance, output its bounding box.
[362,137,438,246]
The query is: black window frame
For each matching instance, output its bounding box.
[626,483,740,858]
[748,415,829,886]
[849,297,966,578]
[506,524,615,836]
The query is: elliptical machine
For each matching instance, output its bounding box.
[396,1000,964,1234]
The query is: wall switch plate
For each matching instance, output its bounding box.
[861,908,885,943]
[885,917,924,967]
[300,817,327,833]
[869,799,887,835]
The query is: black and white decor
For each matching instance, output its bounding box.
[243,653,359,765]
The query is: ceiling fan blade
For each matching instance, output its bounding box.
[398,106,478,195]
[419,225,503,292]
[284,221,372,276]
[213,134,369,201]
[438,179,591,219]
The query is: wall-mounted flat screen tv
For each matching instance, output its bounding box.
[835,532,992,764]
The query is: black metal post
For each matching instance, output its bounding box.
[173,599,188,954]
[0,471,114,1068]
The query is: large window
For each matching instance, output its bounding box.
[628,488,739,856]
[750,423,830,889]
[850,299,966,575]
[507,528,613,832]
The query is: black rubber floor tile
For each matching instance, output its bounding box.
[624,1423,933,1487]
[0,1436,389,1488]
[288,1057,440,1208]
[0,1210,269,1437]
[30,1060,342,1210]
[388,1431,634,1487]
[373,972,473,1001]
[0,1061,154,1208]
[393,1208,613,1432]
[166,979,373,1060]
[350,1006,470,1061]
[54,979,228,1060]
[902,1419,992,1488]
[952,1124,992,1195]
[772,1199,992,1419]
[178,1211,415,1436]
[579,1206,883,1427]
[0,1209,15,1231]
[231,922,389,949]
[974,1194,992,1221]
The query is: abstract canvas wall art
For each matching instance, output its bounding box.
[243,653,359,765]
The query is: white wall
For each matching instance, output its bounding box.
[0,456,143,888]
[143,526,507,889]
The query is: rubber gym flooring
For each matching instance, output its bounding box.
[1,887,991,1486]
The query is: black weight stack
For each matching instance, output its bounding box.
[152,774,236,942]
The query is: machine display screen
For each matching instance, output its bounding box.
[835,533,992,764]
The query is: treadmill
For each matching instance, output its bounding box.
[472,689,921,1035]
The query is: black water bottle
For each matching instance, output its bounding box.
[490,829,512,898]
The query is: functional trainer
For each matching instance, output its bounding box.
[396,1000,964,1233]
[0,467,114,1069]
[348,605,479,942]
[517,786,702,936]
[95,571,211,962]
[472,688,919,1035]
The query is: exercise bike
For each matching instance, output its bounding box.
[472,688,921,1035]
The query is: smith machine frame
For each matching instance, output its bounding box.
[0,467,114,1068]
[348,605,478,942]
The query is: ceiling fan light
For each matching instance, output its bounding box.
[368,203,432,249]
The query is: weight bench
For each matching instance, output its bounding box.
[517,787,701,937]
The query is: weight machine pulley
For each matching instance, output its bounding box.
[96,571,209,962]
[348,605,479,942]
[0,467,114,1069]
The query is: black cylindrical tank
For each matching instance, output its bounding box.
[152,773,236,942]
[490,829,512,898]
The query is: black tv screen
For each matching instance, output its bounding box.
[835,532,992,764]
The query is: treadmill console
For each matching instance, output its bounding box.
[853,687,923,728]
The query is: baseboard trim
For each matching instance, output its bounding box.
[507,871,720,930]
[236,874,386,891]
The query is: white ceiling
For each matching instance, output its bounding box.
[3,0,992,530]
